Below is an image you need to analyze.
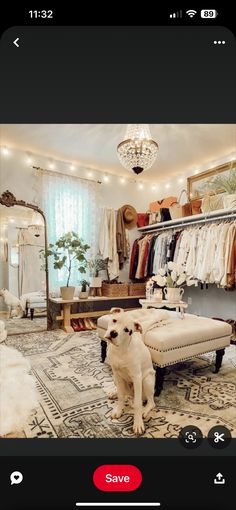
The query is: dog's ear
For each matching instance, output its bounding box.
[134,322,143,334]
[110,307,124,314]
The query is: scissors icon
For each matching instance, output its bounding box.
[214,432,225,443]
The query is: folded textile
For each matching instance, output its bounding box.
[114,308,170,335]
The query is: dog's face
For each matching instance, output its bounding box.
[104,308,142,347]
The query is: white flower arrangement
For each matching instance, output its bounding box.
[150,262,198,288]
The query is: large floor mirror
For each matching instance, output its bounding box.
[0,191,49,335]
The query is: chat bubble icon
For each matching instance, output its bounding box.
[10,471,23,485]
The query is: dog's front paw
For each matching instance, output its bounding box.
[111,406,123,419]
[107,389,118,400]
[133,417,145,435]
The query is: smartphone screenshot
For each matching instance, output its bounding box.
[0,6,235,510]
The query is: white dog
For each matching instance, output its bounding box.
[0,289,23,319]
[104,308,155,435]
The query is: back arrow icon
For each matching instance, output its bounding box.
[13,38,20,48]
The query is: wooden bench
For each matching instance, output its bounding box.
[49,295,145,332]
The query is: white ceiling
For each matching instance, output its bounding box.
[1,124,235,182]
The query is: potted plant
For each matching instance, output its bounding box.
[79,279,89,299]
[152,261,198,303]
[44,231,90,300]
[209,163,236,210]
[88,257,107,288]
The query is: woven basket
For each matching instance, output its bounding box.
[101,282,129,297]
[128,282,146,296]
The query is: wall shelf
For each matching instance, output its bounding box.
[137,207,236,233]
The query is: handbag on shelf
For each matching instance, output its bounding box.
[201,192,223,213]
[137,213,149,227]
[191,198,202,215]
[148,211,161,225]
[160,208,172,222]
[169,189,192,219]
[149,196,177,213]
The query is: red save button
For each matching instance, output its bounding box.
[93,464,142,492]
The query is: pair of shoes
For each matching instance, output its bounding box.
[83,318,93,330]
[89,319,97,330]
[71,319,85,332]
[71,320,80,331]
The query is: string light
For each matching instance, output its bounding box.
[0,146,198,191]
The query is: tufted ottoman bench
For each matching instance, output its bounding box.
[97,311,232,395]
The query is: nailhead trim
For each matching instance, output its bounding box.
[145,335,229,353]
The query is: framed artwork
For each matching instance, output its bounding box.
[187,160,236,199]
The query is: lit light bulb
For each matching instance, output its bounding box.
[9,218,15,223]
[104,175,109,182]
[194,169,199,175]
[165,183,170,189]
[178,177,184,184]
[151,185,156,191]
[2,147,9,156]
[87,171,93,178]
[120,177,125,184]
[70,165,75,171]
[138,183,144,190]
[26,157,33,165]
[49,162,55,170]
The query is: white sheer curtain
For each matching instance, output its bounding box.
[41,172,99,290]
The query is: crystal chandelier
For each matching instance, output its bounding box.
[117,124,158,175]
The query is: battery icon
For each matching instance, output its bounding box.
[201,9,218,18]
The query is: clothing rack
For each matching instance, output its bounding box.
[137,208,236,234]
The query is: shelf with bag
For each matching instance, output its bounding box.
[137,207,236,233]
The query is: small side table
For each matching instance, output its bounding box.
[139,299,188,319]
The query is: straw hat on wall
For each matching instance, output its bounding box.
[120,204,138,229]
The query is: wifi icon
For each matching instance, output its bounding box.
[186,9,197,17]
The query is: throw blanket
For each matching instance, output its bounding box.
[117,308,170,335]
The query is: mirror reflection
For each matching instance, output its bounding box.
[0,204,47,335]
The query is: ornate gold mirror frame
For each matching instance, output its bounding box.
[0,190,49,329]
[187,160,236,199]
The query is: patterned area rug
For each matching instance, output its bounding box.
[5,330,236,438]
[2,317,47,335]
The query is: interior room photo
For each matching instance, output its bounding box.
[0,123,236,439]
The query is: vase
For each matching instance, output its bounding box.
[164,287,184,303]
[89,276,102,288]
[151,288,163,302]
[79,291,89,299]
[60,286,75,300]
[223,193,236,210]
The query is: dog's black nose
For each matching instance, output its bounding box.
[110,330,118,339]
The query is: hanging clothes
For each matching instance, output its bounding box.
[116,207,128,269]
[129,220,236,289]
[18,226,45,295]
[99,208,119,280]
